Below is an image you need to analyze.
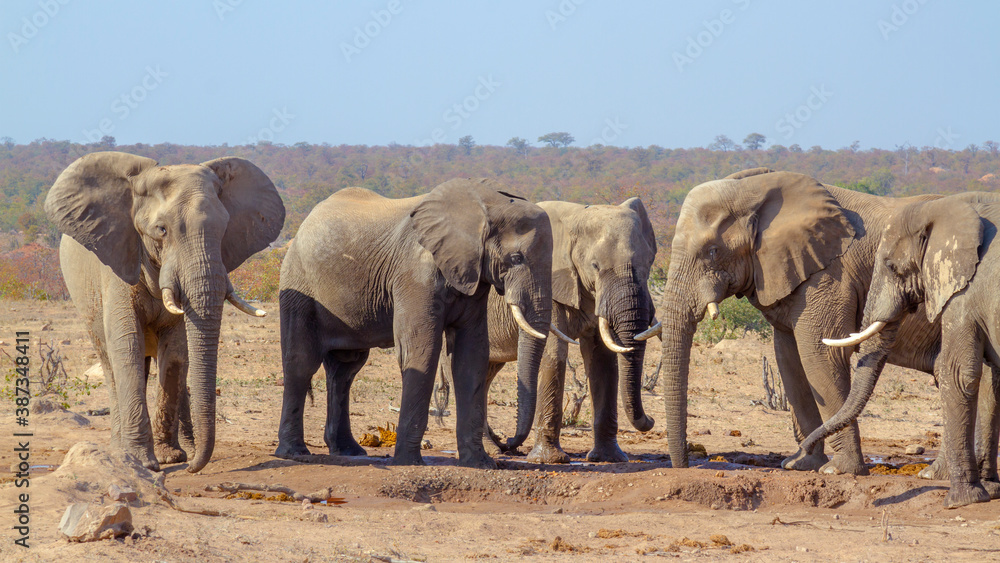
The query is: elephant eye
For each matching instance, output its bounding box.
[708,247,718,261]
[510,252,525,266]
[155,226,167,238]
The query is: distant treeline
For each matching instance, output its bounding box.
[1,138,997,299]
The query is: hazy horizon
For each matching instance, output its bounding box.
[2,2,997,151]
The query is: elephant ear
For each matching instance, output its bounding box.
[201,157,286,272]
[547,206,581,309]
[749,172,856,307]
[410,178,488,296]
[916,198,983,323]
[44,151,158,285]
[620,197,657,258]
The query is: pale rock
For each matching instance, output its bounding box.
[60,502,133,542]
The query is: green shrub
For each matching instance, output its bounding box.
[695,296,772,344]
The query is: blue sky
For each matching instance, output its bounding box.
[1,1,996,150]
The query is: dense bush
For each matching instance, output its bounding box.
[695,297,772,344]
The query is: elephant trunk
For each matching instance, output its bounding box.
[598,264,654,432]
[798,325,897,455]
[659,264,699,469]
[504,326,547,449]
[181,261,227,473]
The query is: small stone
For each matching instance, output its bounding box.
[692,428,711,436]
[833,514,841,520]
[421,439,432,450]
[588,532,597,538]
[715,471,726,478]
[655,496,666,501]
[905,444,925,455]
[955,516,966,522]
[307,512,328,523]
[412,504,436,512]
[796,546,808,553]
[108,484,137,503]
[302,499,314,510]
[60,503,133,542]
[551,507,563,514]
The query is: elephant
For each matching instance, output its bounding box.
[275,178,553,469]
[794,194,1000,508]
[436,198,658,463]
[647,167,959,475]
[45,151,285,472]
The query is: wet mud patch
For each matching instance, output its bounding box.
[661,474,855,510]
[377,467,580,504]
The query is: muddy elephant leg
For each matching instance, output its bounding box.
[103,302,157,470]
[796,333,867,476]
[579,333,628,463]
[776,329,830,472]
[152,324,188,464]
[450,314,497,469]
[526,336,570,464]
[391,309,445,466]
[275,301,323,458]
[322,349,369,456]
[939,336,990,508]
[976,364,1000,498]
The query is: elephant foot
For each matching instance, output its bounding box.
[919,457,949,480]
[526,442,570,464]
[390,450,426,466]
[154,443,187,465]
[121,444,160,472]
[981,479,1000,499]
[274,442,311,458]
[781,448,829,472]
[586,441,628,463]
[333,436,366,457]
[457,450,497,470]
[483,438,503,458]
[944,482,991,509]
[819,454,869,476]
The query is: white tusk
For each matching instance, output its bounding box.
[821,321,887,347]
[599,316,634,354]
[706,302,720,320]
[161,288,184,315]
[511,305,547,340]
[227,292,267,317]
[550,323,579,345]
[226,278,267,317]
[634,320,662,342]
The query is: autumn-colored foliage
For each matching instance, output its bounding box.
[0,242,67,299]
[1,138,997,300]
[229,246,286,302]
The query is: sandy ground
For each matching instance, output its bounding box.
[2,299,1000,562]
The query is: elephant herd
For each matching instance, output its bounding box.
[45,152,1000,509]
